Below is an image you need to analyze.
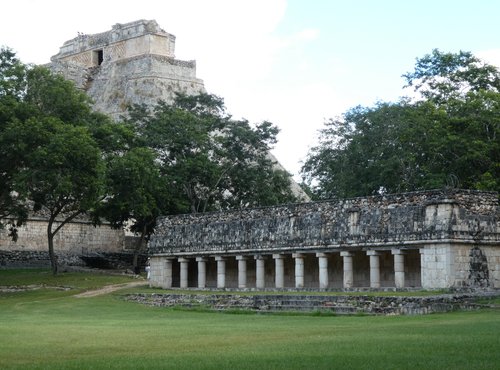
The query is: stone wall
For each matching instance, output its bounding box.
[0,217,133,269]
[83,54,204,119]
[53,20,176,63]
[0,217,124,254]
[0,250,146,270]
[127,291,500,315]
[420,244,500,289]
[150,189,499,255]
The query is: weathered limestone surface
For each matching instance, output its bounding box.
[150,189,499,254]
[127,291,500,315]
[149,189,500,289]
[0,217,124,254]
[0,217,130,268]
[420,243,499,289]
[49,19,205,119]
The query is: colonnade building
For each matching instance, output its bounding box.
[148,190,500,290]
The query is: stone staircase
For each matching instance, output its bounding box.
[126,291,499,315]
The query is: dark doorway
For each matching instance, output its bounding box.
[93,49,104,65]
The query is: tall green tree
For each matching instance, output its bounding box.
[302,50,500,198]
[128,93,298,213]
[24,66,93,124]
[0,47,26,102]
[0,51,108,274]
[403,49,500,103]
[0,47,29,235]
[96,147,169,272]
[3,118,104,274]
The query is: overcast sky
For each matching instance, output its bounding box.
[2,0,500,178]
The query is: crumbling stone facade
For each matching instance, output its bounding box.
[0,217,127,268]
[50,19,205,119]
[148,189,500,290]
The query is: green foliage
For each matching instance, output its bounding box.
[0,47,28,224]
[403,49,500,103]
[101,147,167,229]
[24,65,93,124]
[96,147,170,269]
[3,116,104,274]
[8,117,104,214]
[128,93,297,213]
[303,50,500,198]
[0,50,296,273]
[0,49,107,274]
[0,46,26,101]
[86,113,136,156]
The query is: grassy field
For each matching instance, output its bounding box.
[1,269,499,369]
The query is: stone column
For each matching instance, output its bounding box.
[367,250,381,288]
[215,256,226,289]
[163,258,173,288]
[391,249,406,289]
[149,256,173,288]
[419,248,427,289]
[236,256,248,288]
[196,257,208,288]
[255,255,266,289]
[340,251,354,289]
[316,253,329,289]
[273,254,285,288]
[292,253,305,288]
[178,257,189,289]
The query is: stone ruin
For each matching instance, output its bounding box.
[148,189,500,290]
[49,19,205,119]
[49,19,307,200]
[1,19,308,270]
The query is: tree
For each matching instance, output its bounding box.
[128,93,298,213]
[24,66,93,124]
[0,53,108,274]
[302,50,500,198]
[0,47,29,235]
[3,117,104,274]
[96,147,170,272]
[0,46,26,101]
[403,49,500,104]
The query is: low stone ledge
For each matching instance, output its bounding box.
[125,291,499,315]
[0,250,147,270]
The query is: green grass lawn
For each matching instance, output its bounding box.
[1,269,499,369]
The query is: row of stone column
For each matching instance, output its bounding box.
[154,248,409,289]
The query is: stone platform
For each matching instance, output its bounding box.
[126,291,499,315]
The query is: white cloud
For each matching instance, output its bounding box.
[295,28,320,42]
[476,49,500,69]
[225,80,347,178]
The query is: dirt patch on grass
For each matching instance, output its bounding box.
[74,281,147,297]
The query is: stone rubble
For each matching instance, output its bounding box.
[126,291,500,315]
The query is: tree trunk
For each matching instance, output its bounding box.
[47,218,58,275]
[133,224,147,274]
[46,209,81,276]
